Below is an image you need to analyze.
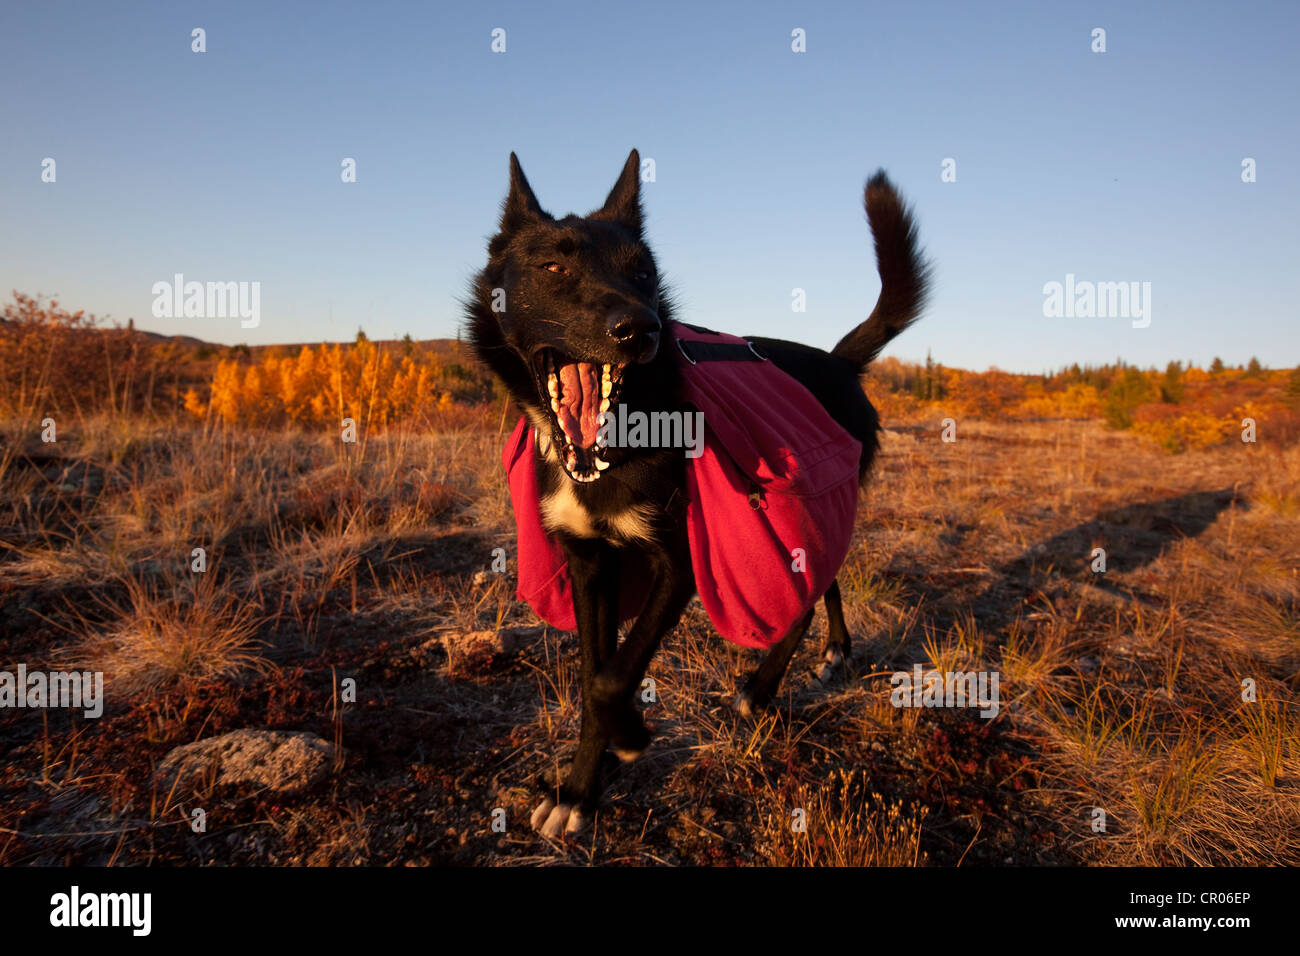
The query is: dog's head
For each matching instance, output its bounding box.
[466,149,671,483]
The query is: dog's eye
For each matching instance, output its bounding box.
[634,271,649,281]
[543,262,568,275]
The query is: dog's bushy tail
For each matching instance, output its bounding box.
[831,171,931,370]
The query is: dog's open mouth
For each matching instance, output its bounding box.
[535,349,626,482]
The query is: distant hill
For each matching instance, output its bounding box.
[85,325,478,373]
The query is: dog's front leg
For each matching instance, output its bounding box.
[531,541,693,839]
[531,535,619,838]
[588,545,694,761]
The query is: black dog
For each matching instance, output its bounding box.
[466,150,929,837]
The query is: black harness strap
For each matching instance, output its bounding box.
[674,337,769,365]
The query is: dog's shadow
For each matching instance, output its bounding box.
[539,488,1246,835]
[875,486,1243,657]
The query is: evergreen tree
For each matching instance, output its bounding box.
[1103,366,1156,429]
[1285,368,1300,409]
[1160,360,1185,404]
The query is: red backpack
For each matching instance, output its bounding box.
[503,321,861,649]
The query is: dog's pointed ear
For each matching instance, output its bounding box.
[500,152,549,233]
[592,149,643,233]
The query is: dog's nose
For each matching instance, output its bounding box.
[606,306,661,363]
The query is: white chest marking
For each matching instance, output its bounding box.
[530,418,659,545]
[538,478,657,545]
[540,481,599,538]
[606,503,655,543]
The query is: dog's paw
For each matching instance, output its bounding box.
[733,690,756,719]
[530,797,587,839]
[613,746,645,764]
[815,647,846,684]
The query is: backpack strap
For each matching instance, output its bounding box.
[602,323,767,518]
[675,337,769,365]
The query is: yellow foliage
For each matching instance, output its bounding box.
[196,340,457,428]
[1233,400,1272,427]
[1132,411,1234,453]
[1016,383,1102,419]
[182,387,206,418]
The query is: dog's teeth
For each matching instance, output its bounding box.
[595,458,610,471]
[550,398,561,414]
[599,397,610,413]
[547,374,559,398]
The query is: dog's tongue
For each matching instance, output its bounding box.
[558,361,601,448]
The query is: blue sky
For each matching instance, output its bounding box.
[1,0,1296,373]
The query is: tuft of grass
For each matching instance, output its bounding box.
[921,611,983,675]
[75,573,269,697]
[1126,728,1219,843]
[1238,698,1291,788]
[1041,685,1152,771]
[999,616,1074,693]
[756,769,928,866]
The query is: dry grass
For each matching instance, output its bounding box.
[74,573,269,697]
[2,410,1298,866]
[755,769,929,866]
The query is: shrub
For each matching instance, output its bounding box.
[0,292,169,420]
[189,337,497,430]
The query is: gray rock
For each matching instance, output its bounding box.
[157,729,334,796]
